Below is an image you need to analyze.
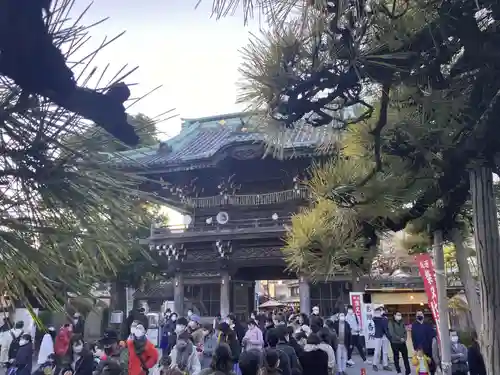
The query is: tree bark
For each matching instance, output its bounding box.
[434,230,452,375]
[470,166,500,374]
[450,228,482,331]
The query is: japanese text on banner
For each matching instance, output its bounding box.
[415,254,440,341]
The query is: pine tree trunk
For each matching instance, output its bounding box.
[470,166,500,374]
[451,228,482,331]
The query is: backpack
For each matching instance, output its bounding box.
[8,331,22,360]
[54,329,70,357]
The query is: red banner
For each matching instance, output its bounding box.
[415,254,441,341]
[351,293,363,329]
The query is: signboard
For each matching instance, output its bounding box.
[350,292,376,349]
[415,253,440,342]
[110,311,123,324]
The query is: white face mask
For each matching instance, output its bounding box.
[312,308,319,315]
[19,339,28,346]
[73,345,83,354]
[347,309,353,314]
[73,319,79,325]
[187,311,193,317]
[339,315,345,321]
[451,336,459,343]
[395,314,402,321]
[135,328,146,338]
[171,315,177,322]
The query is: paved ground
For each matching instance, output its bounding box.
[347,355,414,375]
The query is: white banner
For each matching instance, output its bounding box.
[349,292,376,350]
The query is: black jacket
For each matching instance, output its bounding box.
[271,346,291,375]
[332,321,352,348]
[299,348,329,375]
[58,352,94,375]
[276,342,301,373]
[14,343,33,375]
[468,342,487,375]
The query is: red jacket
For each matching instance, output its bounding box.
[127,339,158,375]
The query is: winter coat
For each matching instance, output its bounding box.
[242,326,263,352]
[73,319,85,336]
[169,344,201,375]
[372,317,389,339]
[276,342,300,373]
[127,339,159,375]
[388,320,407,344]
[411,321,435,355]
[345,312,360,335]
[299,345,329,375]
[57,352,94,375]
[332,321,352,347]
[317,342,336,370]
[468,341,486,375]
[450,342,468,374]
[0,328,23,363]
[14,343,33,375]
[37,333,55,365]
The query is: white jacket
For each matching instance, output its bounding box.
[169,344,201,375]
[37,333,54,365]
[318,342,336,370]
[345,313,360,335]
[0,328,23,363]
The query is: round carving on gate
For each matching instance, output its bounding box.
[230,145,263,160]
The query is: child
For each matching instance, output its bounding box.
[33,354,57,375]
[412,347,432,375]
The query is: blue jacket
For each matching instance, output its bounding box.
[411,321,435,354]
[372,317,389,339]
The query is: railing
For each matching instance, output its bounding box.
[151,216,291,236]
[184,188,309,208]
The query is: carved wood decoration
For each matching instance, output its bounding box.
[230,145,264,160]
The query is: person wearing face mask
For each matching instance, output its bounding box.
[449,330,468,375]
[411,311,436,372]
[169,331,201,375]
[161,313,178,357]
[37,326,56,365]
[388,312,411,375]
[73,313,85,337]
[188,315,206,360]
[311,306,320,317]
[332,312,352,375]
[94,329,126,374]
[127,323,159,375]
[372,307,391,372]
[0,320,24,366]
[345,304,367,366]
[186,309,194,319]
[12,333,32,375]
[59,334,93,375]
[226,314,245,346]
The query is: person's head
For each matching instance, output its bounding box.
[450,330,459,344]
[310,323,321,334]
[19,333,32,347]
[170,312,178,322]
[264,348,280,370]
[374,308,382,317]
[297,314,304,325]
[188,315,201,330]
[175,331,191,351]
[266,328,279,348]
[211,343,233,373]
[187,309,193,318]
[275,313,286,326]
[226,314,236,326]
[318,328,331,344]
[250,311,257,320]
[265,317,274,327]
[306,333,321,345]
[276,325,289,342]
[394,311,402,322]
[415,346,424,357]
[471,331,479,343]
[133,324,146,340]
[99,329,119,354]
[416,311,424,322]
[346,305,353,314]
[312,306,320,315]
[14,320,24,330]
[338,312,346,322]
[247,319,257,330]
[325,319,335,331]
[137,307,146,314]
[295,331,307,347]
[71,334,85,355]
[239,349,264,375]
[175,317,188,334]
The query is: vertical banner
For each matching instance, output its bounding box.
[415,253,441,341]
[350,292,376,349]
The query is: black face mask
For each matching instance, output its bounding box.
[417,316,424,321]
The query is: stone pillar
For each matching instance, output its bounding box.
[220,271,231,318]
[299,276,310,314]
[174,272,184,316]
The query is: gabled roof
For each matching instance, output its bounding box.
[105,112,339,171]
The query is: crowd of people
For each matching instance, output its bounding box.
[0,305,487,375]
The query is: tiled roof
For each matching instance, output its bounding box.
[106,112,340,170]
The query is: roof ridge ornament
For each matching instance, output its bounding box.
[157,141,172,154]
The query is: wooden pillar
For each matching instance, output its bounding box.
[174,272,184,316]
[220,271,231,318]
[299,275,310,314]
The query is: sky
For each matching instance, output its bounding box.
[66,0,265,224]
[69,0,264,141]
